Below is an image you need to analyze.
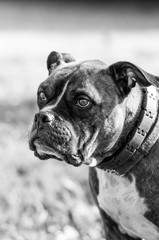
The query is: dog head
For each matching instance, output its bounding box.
[29,51,159,167]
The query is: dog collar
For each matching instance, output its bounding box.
[98,86,159,175]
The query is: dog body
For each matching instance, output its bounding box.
[29,51,159,240]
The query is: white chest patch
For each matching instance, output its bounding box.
[96,169,159,240]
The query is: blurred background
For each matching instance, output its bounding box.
[0,0,159,239]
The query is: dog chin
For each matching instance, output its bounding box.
[33,139,63,161]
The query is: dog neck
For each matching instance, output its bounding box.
[97,85,159,175]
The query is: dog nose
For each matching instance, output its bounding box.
[34,112,51,129]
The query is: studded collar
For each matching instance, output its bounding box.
[98,86,159,175]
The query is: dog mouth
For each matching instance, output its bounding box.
[34,139,63,161]
[29,129,83,166]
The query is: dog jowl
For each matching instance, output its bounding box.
[29,51,159,240]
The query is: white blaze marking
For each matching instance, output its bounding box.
[96,169,159,240]
[83,128,99,165]
[89,158,98,167]
[42,80,69,112]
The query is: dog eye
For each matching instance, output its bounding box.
[76,98,91,108]
[39,92,47,102]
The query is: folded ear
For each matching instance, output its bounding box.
[108,61,159,96]
[47,51,76,74]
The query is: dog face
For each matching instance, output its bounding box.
[29,51,159,167]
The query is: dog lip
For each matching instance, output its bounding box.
[29,129,83,166]
[65,153,83,166]
[34,150,50,160]
[32,138,64,162]
[29,129,38,151]
[29,141,36,151]
[29,130,49,156]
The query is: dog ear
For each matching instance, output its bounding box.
[47,51,76,74]
[108,61,159,96]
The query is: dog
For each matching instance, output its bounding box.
[29,51,159,240]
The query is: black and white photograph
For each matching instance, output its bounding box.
[0,0,159,239]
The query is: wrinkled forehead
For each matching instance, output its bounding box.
[38,60,108,100]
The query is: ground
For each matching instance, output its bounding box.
[0,1,159,239]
